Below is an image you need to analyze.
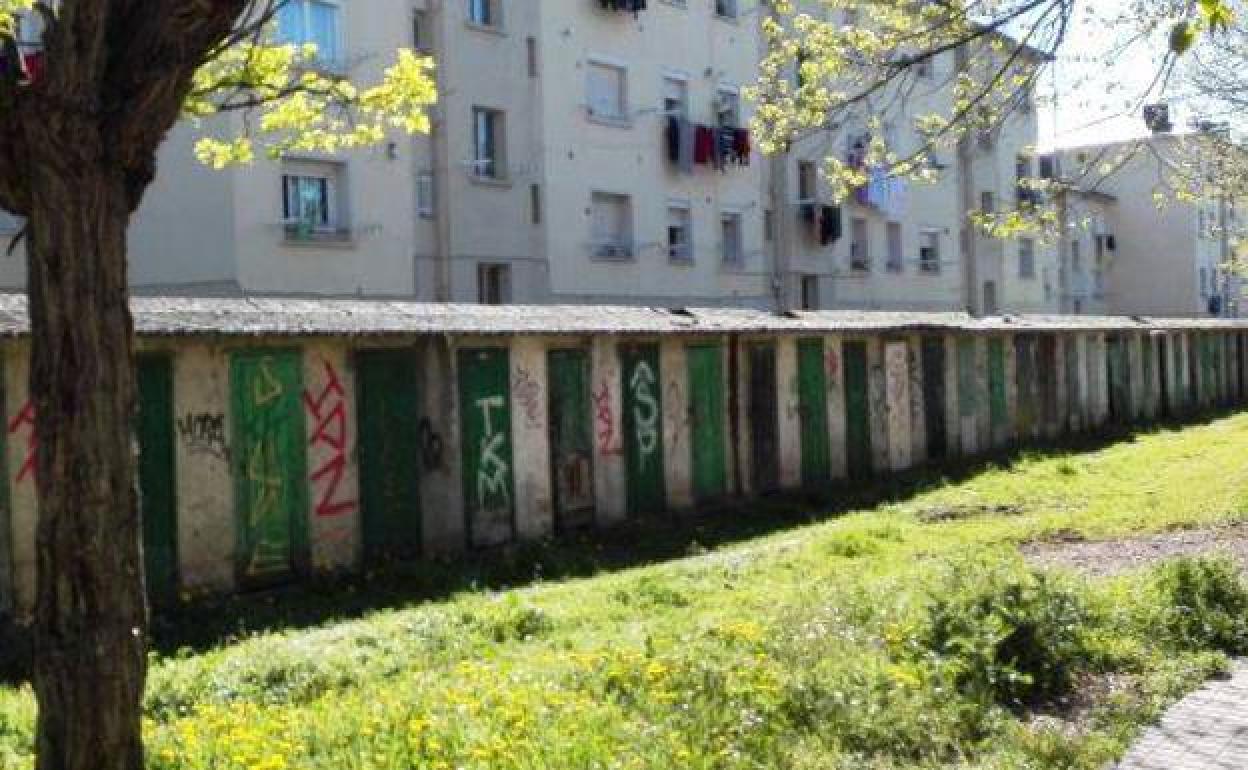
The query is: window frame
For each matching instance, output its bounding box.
[472,106,507,181]
[276,0,345,70]
[667,202,694,263]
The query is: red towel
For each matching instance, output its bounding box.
[694,125,714,165]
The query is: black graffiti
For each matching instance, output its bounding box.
[418,417,444,471]
[177,412,228,459]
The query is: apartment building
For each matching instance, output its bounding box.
[1046,134,1243,318]
[0,1,1081,317]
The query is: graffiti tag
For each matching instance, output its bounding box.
[176,412,227,460]
[303,360,357,519]
[592,381,623,456]
[418,417,445,471]
[476,396,511,510]
[629,362,659,470]
[7,400,35,484]
[512,368,542,430]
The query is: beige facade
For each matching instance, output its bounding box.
[1048,135,1244,319]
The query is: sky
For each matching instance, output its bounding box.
[1037,0,1197,150]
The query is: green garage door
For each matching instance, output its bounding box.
[231,350,309,584]
[687,345,727,502]
[797,339,831,485]
[138,355,178,604]
[621,344,665,514]
[357,350,422,561]
[458,348,515,548]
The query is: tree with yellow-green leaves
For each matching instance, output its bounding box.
[749,0,1238,243]
[0,2,434,768]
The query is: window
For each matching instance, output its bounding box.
[662,75,689,119]
[526,36,538,77]
[591,192,633,259]
[980,191,995,213]
[916,54,933,79]
[472,107,506,179]
[417,172,435,219]
[468,0,502,28]
[0,208,22,235]
[721,212,743,266]
[412,10,432,52]
[843,7,860,26]
[798,161,818,202]
[1015,155,1031,181]
[800,275,820,310]
[1200,267,1209,298]
[277,0,341,67]
[281,161,347,241]
[764,209,775,242]
[919,230,941,274]
[850,217,869,271]
[1094,234,1106,263]
[1071,239,1081,271]
[667,204,693,262]
[715,0,738,19]
[478,263,511,305]
[587,60,628,122]
[886,221,903,272]
[983,281,999,315]
[1019,238,1036,279]
[530,184,542,225]
[715,87,740,129]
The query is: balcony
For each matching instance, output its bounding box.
[282,222,354,245]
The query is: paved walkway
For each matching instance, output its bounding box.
[1116,662,1248,769]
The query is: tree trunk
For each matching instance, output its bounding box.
[27,149,146,770]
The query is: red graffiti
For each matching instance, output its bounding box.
[592,382,623,456]
[7,400,35,484]
[303,361,357,518]
[825,348,841,382]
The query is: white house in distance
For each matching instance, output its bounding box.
[1045,131,1244,319]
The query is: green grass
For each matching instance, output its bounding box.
[3,414,1248,769]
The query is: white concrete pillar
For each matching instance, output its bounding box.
[591,336,627,526]
[776,336,803,491]
[660,337,693,509]
[509,336,553,541]
[301,342,360,573]
[825,335,848,480]
[173,344,235,597]
[884,340,913,472]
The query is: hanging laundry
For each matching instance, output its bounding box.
[716,127,736,170]
[866,167,889,209]
[733,129,751,166]
[694,125,715,165]
[819,206,843,246]
[665,117,681,165]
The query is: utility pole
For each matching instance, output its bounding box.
[766,3,794,313]
[955,41,978,315]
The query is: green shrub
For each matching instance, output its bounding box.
[1153,556,1248,655]
[897,560,1092,709]
[461,593,552,643]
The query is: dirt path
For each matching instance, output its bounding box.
[1022,524,1248,578]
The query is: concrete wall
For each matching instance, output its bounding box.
[2,320,1245,617]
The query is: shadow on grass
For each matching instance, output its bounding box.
[0,407,1242,683]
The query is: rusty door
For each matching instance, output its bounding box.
[797,338,831,485]
[843,340,872,479]
[621,344,665,514]
[458,348,515,548]
[231,350,309,585]
[921,338,947,459]
[548,349,595,531]
[356,350,422,561]
[748,343,780,494]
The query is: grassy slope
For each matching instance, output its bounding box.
[2,415,1247,769]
